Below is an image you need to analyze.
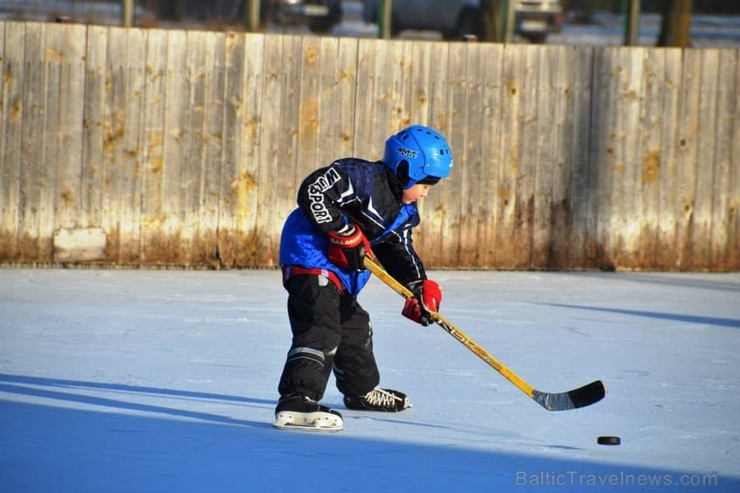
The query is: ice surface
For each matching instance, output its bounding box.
[1,268,738,492]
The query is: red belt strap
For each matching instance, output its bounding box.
[282,265,345,294]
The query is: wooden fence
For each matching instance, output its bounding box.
[0,20,738,270]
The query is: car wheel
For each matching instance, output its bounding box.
[309,2,342,33]
[455,9,486,40]
[524,33,548,44]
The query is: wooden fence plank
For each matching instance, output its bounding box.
[0,22,25,260]
[597,47,623,269]
[564,46,597,269]
[231,32,265,267]
[99,27,141,263]
[406,40,433,257]
[317,36,340,167]
[0,20,7,256]
[388,40,414,133]
[445,41,468,267]
[417,41,451,265]
[216,31,247,267]
[617,46,644,268]
[708,49,737,270]
[45,23,87,258]
[515,45,540,269]
[257,33,286,240]
[296,35,322,195]
[409,41,432,126]
[177,30,219,265]
[730,52,740,270]
[331,37,359,159]
[553,46,591,268]
[552,44,579,267]
[157,29,187,263]
[473,43,504,268]
[613,47,645,269]
[140,28,169,264]
[655,48,682,270]
[39,23,61,261]
[291,34,322,192]
[199,32,226,266]
[80,26,108,241]
[589,47,622,270]
[277,34,302,198]
[530,45,559,269]
[353,38,380,160]
[494,44,526,268]
[691,49,721,269]
[370,38,398,145]
[18,23,48,261]
[674,49,702,270]
[177,30,210,265]
[490,42,514,268]
[121,28,147,265]
[570,47,595,268]
[636,47,665,268]
[456,42,485,267]
[241,32,267,266]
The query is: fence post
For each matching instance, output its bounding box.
[121,0,134,27]
[379,0,393,39]
[623,0,641,45]
[503,0,516,42]
[246,0,261,32]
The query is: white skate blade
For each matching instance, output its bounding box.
[272,410,344,432]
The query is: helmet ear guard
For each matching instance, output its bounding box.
[382,125,453,189]
[395,160,411,187]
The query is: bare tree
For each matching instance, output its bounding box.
[246,0,261,31]
[658,0,693,47]
[122,0,134,27]
[483,0,503,42]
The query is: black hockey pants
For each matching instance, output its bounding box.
[278,274,380,402]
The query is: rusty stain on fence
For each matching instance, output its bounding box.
[642,150,661,183]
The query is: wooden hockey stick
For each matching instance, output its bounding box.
[364,257,606,411]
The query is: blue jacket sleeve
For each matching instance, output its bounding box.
[296,164,354,235]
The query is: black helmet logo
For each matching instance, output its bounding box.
[397,147,418,159]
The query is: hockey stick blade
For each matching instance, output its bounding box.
[364,256,607,412]
[532,380,606,411]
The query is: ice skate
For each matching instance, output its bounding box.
[273,394,344,432]
[343,388,412,412]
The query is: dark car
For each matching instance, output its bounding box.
[152,0,342,33]
[362,0,563,43]
[265,0,343,33]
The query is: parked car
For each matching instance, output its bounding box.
[362,0,563,43]
[515,0,563,43]
[149,0,342,33]
[265,0,343,33]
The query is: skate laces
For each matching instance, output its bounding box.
[363,388,402,408]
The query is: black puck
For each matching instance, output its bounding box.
[597,436,621,445]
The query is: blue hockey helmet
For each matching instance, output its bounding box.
[382,125,453,189]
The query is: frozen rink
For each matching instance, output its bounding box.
[1,267,738,492]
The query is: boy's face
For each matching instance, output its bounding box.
[402,183,433,204]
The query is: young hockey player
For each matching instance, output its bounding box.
[273,124,454,431]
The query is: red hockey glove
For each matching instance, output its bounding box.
[327,226,372,271]
[402,279,442,326]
